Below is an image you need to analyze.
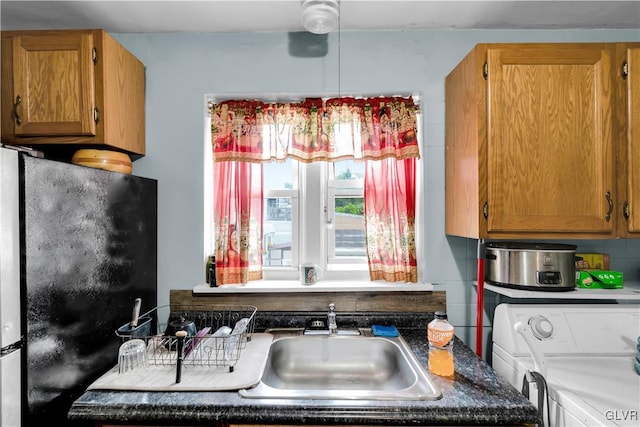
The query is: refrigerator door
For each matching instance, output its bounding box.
[22,154,157,426]
[0,147,22,349]
[1,147,23,427]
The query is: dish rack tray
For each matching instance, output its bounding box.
[115,304,257,370]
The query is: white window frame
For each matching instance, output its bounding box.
[260,160,369,282]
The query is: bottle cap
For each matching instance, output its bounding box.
[434,311,448,320]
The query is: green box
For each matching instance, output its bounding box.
[575,270,623,289]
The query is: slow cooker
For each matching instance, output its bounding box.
[484,242,577,291]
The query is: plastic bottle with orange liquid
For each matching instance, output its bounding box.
[427,311,455,377]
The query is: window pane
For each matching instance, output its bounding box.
[334,196,366,257]
[263,160,294,267]
[264,197,292,266]
[264,159,294,190]
[333,160,364,180]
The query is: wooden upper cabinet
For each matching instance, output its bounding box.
[1,29,145,156]
[12,32,97,136]
[445,43,619,239]
[487,44,614,236]
[618,43,640,236]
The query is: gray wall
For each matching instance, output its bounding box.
[113,29,640,354]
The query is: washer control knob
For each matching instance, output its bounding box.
[528,315,553,339]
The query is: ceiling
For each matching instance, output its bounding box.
[1,0,639,33]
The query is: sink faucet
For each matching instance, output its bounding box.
[328,303,338,335]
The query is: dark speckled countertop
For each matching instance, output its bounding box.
[68,312,540,426]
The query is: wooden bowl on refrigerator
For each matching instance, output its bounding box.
[71,149,132,174]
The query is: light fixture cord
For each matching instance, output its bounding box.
[337,0,341,100]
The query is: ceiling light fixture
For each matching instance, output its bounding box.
[301,0,339,34]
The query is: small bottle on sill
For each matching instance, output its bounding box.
[206,255,217,287]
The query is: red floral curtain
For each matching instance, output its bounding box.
[210,96,419,284]
[212,161,263,284]
[364,157,418,282]
[210,97,419,162]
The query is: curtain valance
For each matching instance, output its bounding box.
[209,96,420,163]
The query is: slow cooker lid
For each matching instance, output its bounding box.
[485,242,577,251]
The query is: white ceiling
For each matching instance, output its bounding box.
[1,0,639,33]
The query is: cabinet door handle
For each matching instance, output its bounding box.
[605,191,613,222]
[13,95,22,125]
[623,201,630,220]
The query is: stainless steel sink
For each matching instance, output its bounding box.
[239,332,441,400]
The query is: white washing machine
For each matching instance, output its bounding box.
[492,303,640,427]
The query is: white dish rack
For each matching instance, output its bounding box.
[116,304,257,372]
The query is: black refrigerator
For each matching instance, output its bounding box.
[0,146,157,426]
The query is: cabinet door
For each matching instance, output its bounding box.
[486,45,614,235]
[626,46,640,233]
[12,32,96,136]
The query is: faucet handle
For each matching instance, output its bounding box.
[328,303,337,335]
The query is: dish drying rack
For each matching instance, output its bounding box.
[116,304,257,372]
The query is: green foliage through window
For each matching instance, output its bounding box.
[335,198,364,216]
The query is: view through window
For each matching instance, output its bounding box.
[262,158,366,269]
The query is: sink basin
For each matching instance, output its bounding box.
[239,333,441,400]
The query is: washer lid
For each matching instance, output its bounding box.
[545,357,639,427]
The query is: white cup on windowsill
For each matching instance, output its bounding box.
[300,263,320,285]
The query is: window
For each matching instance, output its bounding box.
[205,96,422,284]
[258,158,367,281]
